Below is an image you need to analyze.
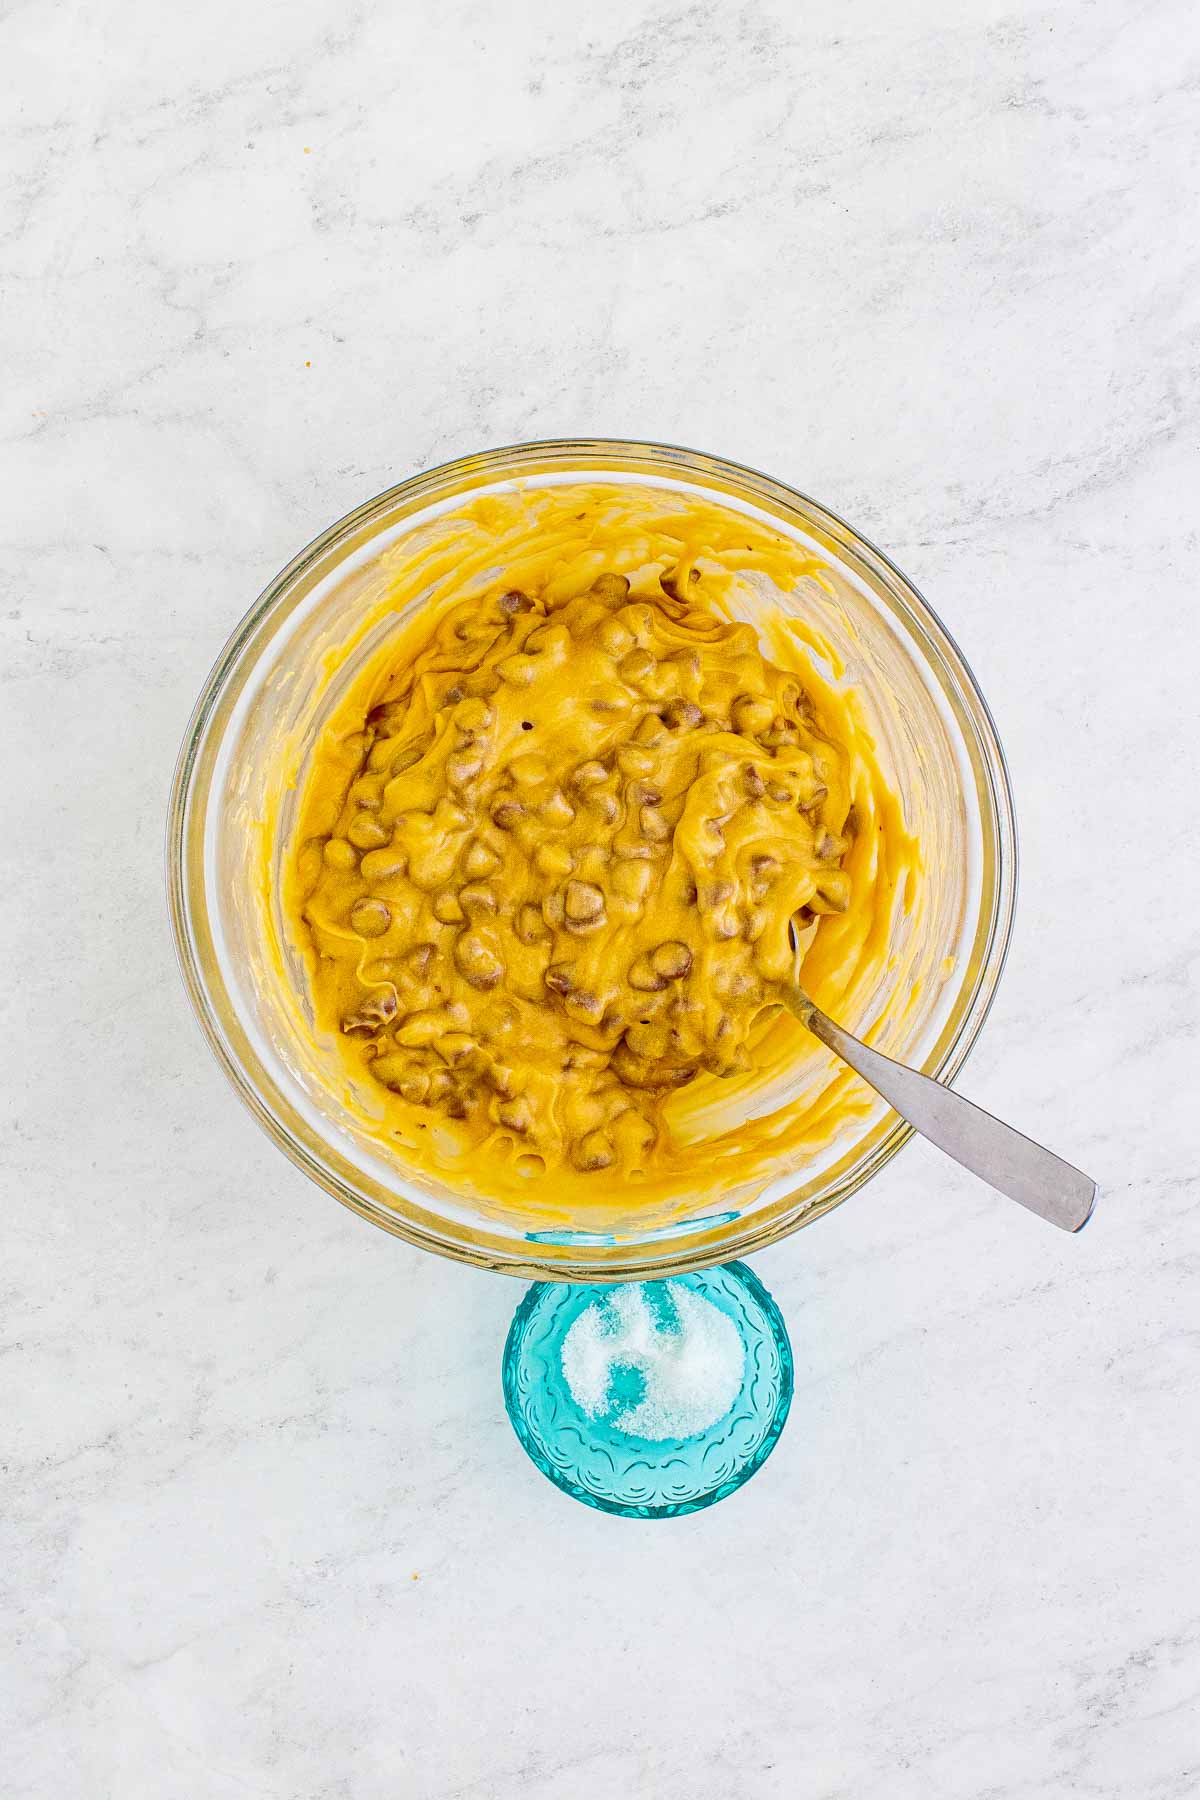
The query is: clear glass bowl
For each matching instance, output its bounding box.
[167,440,1015,1281]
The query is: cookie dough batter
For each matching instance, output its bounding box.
[280,486,916,1211]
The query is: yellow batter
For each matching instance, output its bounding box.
[280,485,917,1215]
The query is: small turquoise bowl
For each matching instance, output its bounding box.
[502,1262,793,1518]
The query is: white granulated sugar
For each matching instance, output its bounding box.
[560,1282,745,1441]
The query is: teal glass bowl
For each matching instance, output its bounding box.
[502,1263,793,1518]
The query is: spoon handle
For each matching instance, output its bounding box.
[791,994,1097,1232]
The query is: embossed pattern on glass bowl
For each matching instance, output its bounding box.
[502,1263,793,1517]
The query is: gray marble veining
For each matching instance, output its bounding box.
[3,1,1199,1795]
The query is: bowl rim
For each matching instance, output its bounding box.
[166,436,1017,1280]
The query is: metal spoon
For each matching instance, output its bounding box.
[783,935,1097,1231]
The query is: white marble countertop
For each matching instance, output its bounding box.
[4,2,1199,1794]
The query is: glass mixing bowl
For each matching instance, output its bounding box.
[167,440,1015,1281]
